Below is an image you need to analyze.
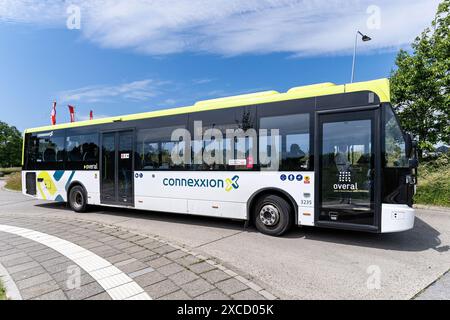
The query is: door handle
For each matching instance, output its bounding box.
[37,178,44,182]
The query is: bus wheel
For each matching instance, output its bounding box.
[68,185,88,213]
[254,195,292,236]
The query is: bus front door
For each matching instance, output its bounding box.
[316,109,379,231]
[100,130,134,206]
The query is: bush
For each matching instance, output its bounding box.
[415,154,450,207]
[0,121,22,168]
[4,171,22,191]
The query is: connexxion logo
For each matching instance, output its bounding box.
[162,175,239,192]
[225,175,239,192]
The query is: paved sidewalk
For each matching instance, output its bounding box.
[0,215,276,300]
[415,269,450,300]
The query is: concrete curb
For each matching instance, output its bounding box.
[414,204,450,212]
[1,186,21,193]
[0,261,22,300]
[413,268,450,300]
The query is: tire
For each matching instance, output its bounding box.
[68,185,88,213]
[254,195,293,236]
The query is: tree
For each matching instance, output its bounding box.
[0,121,23,168]
[390,0,449,158]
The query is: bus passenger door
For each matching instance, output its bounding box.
[315,109,380,231]
[100,130,135,206]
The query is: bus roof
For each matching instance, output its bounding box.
[25,78,390,134]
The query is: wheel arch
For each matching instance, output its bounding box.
[247,187,298,225]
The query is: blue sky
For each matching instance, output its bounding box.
[0,0,441,132]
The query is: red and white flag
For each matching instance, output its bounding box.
[90,110,93,120]
[68,105,75,122]
[51,101,57,125]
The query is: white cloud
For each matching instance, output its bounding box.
[192,78,215,85]
[0,0,441,56]
[156,98,179,107]
[0,0,62,25]
[58,79,169,103]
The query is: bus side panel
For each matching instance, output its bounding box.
[134,171,315,225]
[22,170,100,204]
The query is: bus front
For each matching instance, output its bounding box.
[315,80,418,234]
[379,103,418,232]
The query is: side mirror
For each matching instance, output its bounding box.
[404,133,412,158]
[409,158,419,169]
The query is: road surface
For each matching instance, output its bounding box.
[0,181,449,299]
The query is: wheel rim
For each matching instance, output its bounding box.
[71,190,83,210]
[259,204,280,226]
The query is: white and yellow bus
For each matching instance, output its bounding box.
[21,78,418,236]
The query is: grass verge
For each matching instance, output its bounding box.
[0,279,6,300]
[4,171,22,191]
[415,155,450,207]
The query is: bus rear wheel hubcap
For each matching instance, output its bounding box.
[72,191,83,208]
[259,205,280,226]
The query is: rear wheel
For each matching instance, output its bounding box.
[68,185,88,213]
[254,195,293,236]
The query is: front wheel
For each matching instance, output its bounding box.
[68,185,88,213]
[254,195,293,236]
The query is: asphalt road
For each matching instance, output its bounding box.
[1,182,449,299]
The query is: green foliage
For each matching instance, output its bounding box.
[415,154,450,207]
[0,121,23,168]
[390,0,450,157]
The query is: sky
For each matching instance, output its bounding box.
[0,0,442,132]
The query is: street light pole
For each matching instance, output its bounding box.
[351,32,359,83]
[351,31,372,83]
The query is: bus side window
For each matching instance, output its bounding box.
[141,142,159,169]
[26,131,65,170]
[137,125,187,170]
[259,113,310,171]
[189,106,257,171]
[65,132,99,170]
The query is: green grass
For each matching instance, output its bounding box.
[4,171,22,191]
[0,280,6,300]
[415,155,450,207]
[0,167,21,175]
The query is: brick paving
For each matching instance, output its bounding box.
[0,215,277,300]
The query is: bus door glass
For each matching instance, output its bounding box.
[101,130,134,206]
[317,110,376,226]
